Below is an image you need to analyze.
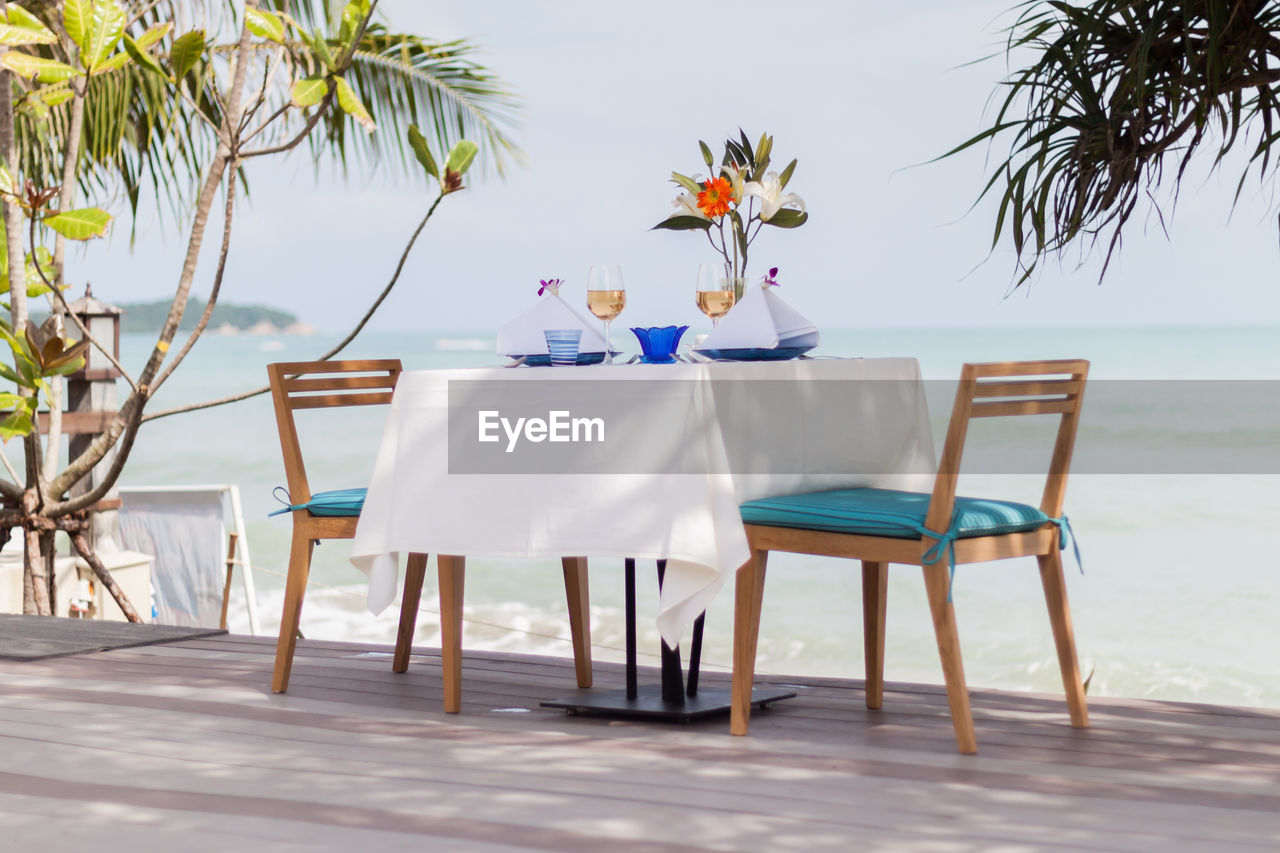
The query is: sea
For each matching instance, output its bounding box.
[108,325,1280,710]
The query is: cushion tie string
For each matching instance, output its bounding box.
[917,516,960,602]
[269,486,304,517]
[1049,514,1083,574]
[918,513,1082,603]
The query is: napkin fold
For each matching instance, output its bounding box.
[497,293,610,356]
[697,283,819,350]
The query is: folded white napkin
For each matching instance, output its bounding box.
[496,292,610,356]
[697,283,819,350]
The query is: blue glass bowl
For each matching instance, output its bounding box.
[631,325,689,364]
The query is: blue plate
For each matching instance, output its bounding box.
[695,345,814,361]
[510,351,619,366]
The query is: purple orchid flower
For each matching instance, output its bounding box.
[538,278,563,296]
[762,267,780,287]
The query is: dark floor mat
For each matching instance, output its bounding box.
[0,613,226,660]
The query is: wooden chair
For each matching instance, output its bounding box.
[267,359,594,709]
[731,360,1090,753]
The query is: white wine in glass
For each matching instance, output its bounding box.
[695,263,736,327]
[587,264,625,363]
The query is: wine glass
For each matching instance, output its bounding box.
[586,264,625,363]
[695,263,736,327]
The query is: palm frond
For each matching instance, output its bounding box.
[321,28,523,179]
[952,0,1280,285]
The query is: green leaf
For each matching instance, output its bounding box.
[292,74,329,108]
[0,24,55,46]
[245,7,285,43]
[0,5,54,45]
[670,171,702,195]
[310,28,334,70]
[24,247,55,292]
[169,29,205,81]
[43,207,113,240]
[0,166,11,196]
[407,124,438,179]
[62,0,91,54]
[123,35,170,81]
[31,83,73,107]
[90,50,128,75]
[444,139,478,175]
[0,406,34,443]
[5,4,47,32]
[699,140,714,169]
[334,76,375,131]
[0,362,31,390]
[340,0,371,43]
[342,0,372,31]
[0,52,76,82]
[763,209,807,229]
[82,0,126,70]
[777,158,797,190]
[651,215,712,232]
[134,21,172,50]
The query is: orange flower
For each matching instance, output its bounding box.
[697,176,734,219]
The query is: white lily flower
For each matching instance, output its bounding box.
[720,163,746,204]
[743,172,806,221]
[669,192,708,220]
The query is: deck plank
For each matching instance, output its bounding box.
[0,633,1276,851]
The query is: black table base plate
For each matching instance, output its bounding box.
[541,685,796,722]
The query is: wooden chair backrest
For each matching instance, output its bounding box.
[267,359,403,508]
[923,360,1090,536]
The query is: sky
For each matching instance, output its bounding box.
[67,0,1280,331]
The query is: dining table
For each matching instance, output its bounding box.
[349,356,937,716]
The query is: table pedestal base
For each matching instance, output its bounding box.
[541,558,796,722]
[541,685,794,722]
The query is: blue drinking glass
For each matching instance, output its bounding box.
[544,329,583,366]
[630,325,689,364]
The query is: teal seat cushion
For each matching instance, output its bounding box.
[740,487,1049,540]
[270,487,366,517]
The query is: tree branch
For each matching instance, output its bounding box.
[49,10,260,502]
[148,164,238,394]
[142,190,444,422]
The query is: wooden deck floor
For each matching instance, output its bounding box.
[0,633,1277,851]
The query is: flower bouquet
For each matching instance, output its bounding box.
[653,130,807,300]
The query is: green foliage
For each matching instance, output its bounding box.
[43,208,113,240]
[81,0,127,71]
[948,0,1280,284]
[651,215,712,232]
[12,3,522,230]
[292,74,328,107]
[246,7,286,44]
[407,124,438,179]
[334,75,375,131]
[169,29,206,82]
[444,139,477,176]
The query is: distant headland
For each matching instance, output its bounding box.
[117,297,317,336]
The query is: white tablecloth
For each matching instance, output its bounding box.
[350,358,936,645]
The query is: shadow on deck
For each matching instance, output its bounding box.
[0,630,1277,851]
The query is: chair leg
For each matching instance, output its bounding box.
[1038,549,1090,728]
[272,528,314,693]
[438,555,466,713]
[561,556,593,688]
[921,563,977,754]
[393,552,429,673]
[731,549,768,736]
[862,560,888,710]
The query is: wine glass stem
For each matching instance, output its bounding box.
[603,318,612,363]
